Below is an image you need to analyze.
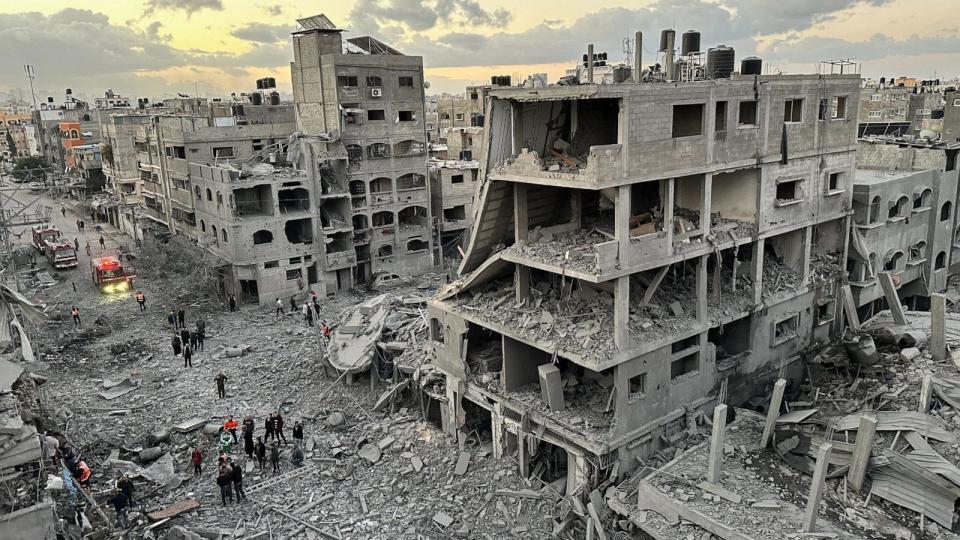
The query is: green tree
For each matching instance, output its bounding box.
[11,156,47,182]
[4,131,16,158]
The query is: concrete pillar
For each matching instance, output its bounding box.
[587,44,594,84]
[847,414,877,492]
[707,404,727,484]
[919,374,933,413]
[516,266,530,303]
[931,293,946,361]
[537,364,565,411]
[760,379,786,448]
[696,255,708,322]
[616,185,631,264]
[633,31,643,82]
[664,179,675,254]
[514,183,528,242]
[702,173,713,236]
[491,403,504,460]
[566,451,590,496]
[802,442,833,533]
[614,276,630,349]
[878,272,906,325]
[751,239,764,305]
[801,226,812,285]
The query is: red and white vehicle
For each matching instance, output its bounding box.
[91,256,135,294]
[44,239,78,269]
[31,225,61,252]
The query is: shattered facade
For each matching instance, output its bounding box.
[290,18,435,289]
[429,158,479,253]
[849,139,960,319]
[427,73,861,493]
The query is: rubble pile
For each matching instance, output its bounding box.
[508,227,608,275]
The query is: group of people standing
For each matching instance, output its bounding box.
[168,308,206,367]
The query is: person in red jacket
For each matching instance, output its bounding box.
[77,460,92,488]
[224,416,239,444]
[191,447,203,478]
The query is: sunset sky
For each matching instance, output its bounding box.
[1,0,958,103]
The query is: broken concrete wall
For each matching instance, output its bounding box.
[856,140,949,172]
[0,500,56,540]
[428,304,469,379]
[758,152,854,236]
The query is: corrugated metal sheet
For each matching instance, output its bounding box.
[834,411,953,442]
[870,450,960,529]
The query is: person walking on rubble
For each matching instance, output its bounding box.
[180,327,191,350]
[217,463,234,506]
[264,413,275,442]
[303,301,313,327]
[273,412,287,445]
[292,421,304,447]
[167,310,176,330]
[84,241,91,257]
[230,458,246,502]
[255,437,267,469]
[109,488,130,528]
[224,416,240,444]
[228,294,237,312]
[116,474,135,507]
[183,342,193,368]
[289,296,297,313]
[135,291,146,312]
[177,307,185,330]
[70,306,81,328]
[197,326,205,351]
[189,330,198,351]
[275,298,283,318]
[171,334,182,357]
[243,417,255,458]
[74,237,79,251]
[269,442,281,474]
[191,447,203,478]
[215,372,228,399]
[98,235,105,250]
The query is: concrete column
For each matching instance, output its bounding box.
[760,379,786,448]
[707,404,728,484]
[702,173,713,236]
[633,31,643,82]
[587,44,594,84]
[878,272,906,325]
[696,255,708,322]
[919,374,933,413]
[537,364,565,411]
[664,179,675,254]
[570,189,583,228]
[491,403,504,460]
[614,276,630,349]
[566,451,590,496]
[802,442,833,533]
[801,226,812,285]
[518,432,529,478]
[615,184,631,266]
[516,266,530,303]
[751,239,764,305]
[931,293,946,361]
[514,183,528,242]
[847,414,877,492]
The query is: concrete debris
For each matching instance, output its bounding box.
[146,499,201,522]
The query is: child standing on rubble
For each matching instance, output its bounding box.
[191,447,203,478]
[255,437,267,469]
[70,306,81,328]
[269,442,280,474]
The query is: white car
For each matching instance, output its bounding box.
[371,272,408,291]
[28,182,43,192]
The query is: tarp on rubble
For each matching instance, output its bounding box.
[9,319,34,363]
[326,294,390,375]
[0,284,46,323]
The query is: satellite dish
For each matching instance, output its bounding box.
[919,129,937,140]
[423,81,431,89]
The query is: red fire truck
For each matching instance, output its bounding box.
[31,225,61,252]
[44,239,78,269]
[91,256,135,294]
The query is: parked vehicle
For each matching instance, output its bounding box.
[31,225,60,252]
[44,239,78,269]
[91,256,135,294]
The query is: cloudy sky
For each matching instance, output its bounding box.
[1,0,958,103]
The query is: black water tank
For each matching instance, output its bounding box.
[269,91,280,105]
[266,77,276,88]
[250,92,262,105]
[706,46,735,79]
[681,30,700,55]
[47,97,54,103]
[66,88,72,95]
[659,29,675,52]
[256,79,264,89]
[741,56,762,75]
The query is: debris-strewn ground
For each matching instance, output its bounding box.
[14,193,561,539]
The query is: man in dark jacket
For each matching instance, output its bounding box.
[269,442,280,474]
[255,437,267,469]
[109,489,129,528]
[180,328,191,349]
[274,412,287,445]
[264,413,275,442]
[243,417,255,458]
[292,421,304,447]
[183,343,193,368]
[229,459,246,502]
[177,307,185,329]
[171,334,182,356]
[116,475,135,507]
[215,372,227,399]
[217,464,234,505]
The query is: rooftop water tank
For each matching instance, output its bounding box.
[740,56,762,76]
[659,29,675,52]
[681,30,700,55]
[706,46,735,79]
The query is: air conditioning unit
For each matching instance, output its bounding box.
[370,87,383,98]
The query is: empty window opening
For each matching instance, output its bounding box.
[352,215,368,230]
[816,300,835,325]
[376,244,393,258]
[775,179,800,203]
[773,314,799,346]
[674,174,705,233]
[211,225,218,239]
[451,174,464,184]
[832,96,847,119]
[171,146,186,159]
[200,220,206,232]
[252,230,273,245]
[194,186,201,200]
[398,110,416,122]
[889,196,909,219]
[883,251,904,271]
[708,315,753,369]
[672,335,699,354]
[367,109,385,121]
[318,160,348,193]
[818,99,828,121]
[233,185,273,216]
[349,180,365,195]
[327,232,352,254]
[337,76,358,87]
[513,98,619,172]
[430,318,443,342]
[714,101,727,132]
[216,191,223,205]
[221,229,228,243]
[828,172,842,192]
[394,140,425,157]
[372,211,394,227]
[783,99,804,122]
[370,177,392,194]
[670,351,699,380]
[672,104,704,137]
[206,188,213,201]
[443,205,466,221]
[738,100,758,126]
[320,206,348,229]
[936,251,947,270]
[869,195,882,223]
[628,372,647,402]
[942,201,952,221]
[278,188,310,213]
[286,268,302,280]
[367,142,390,159]
[346,144,363,164]
[915,188,932,209]
[399,76,414,87]
[284,218,313,244]
[396,173,426,190]
[213,146,234,159]
[947,150,958,172]
[909,241,927,261]
[398,206,428,230]
[365,76,382,87]
[711,168,759,223]
[407,239,428,253]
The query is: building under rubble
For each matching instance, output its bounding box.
[426,39,862,494]
[290,14,435,288]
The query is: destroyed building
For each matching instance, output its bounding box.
[426,46,861,494]
[290,15,435,287]
[429,158,479,255]
[849,138,960,319]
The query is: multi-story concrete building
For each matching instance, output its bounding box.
[426,68,860,493]
[0,119,31,160]
[848,139,960,319]
[1,99,33,116]
[907,91,943,136]
[290,14,434,288]
[98,113,153,235]
[430,158,479,254]
[437,85,488,132]
[94,89,131,110]
[945,90,960,142]
[858,85,912,136]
